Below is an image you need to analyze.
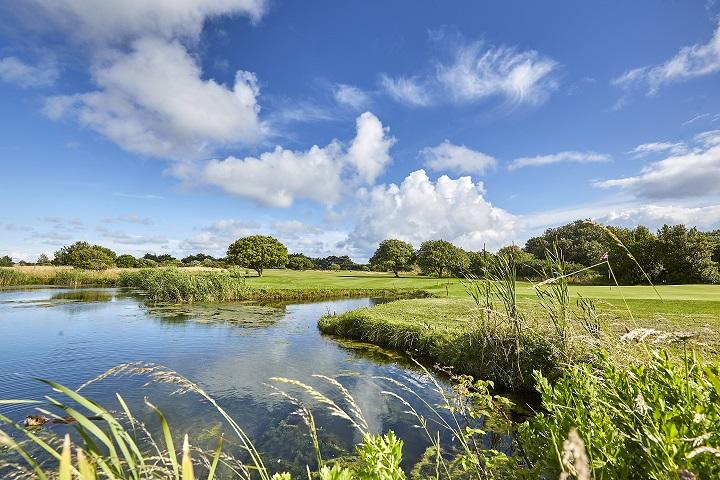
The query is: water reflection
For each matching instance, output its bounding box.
[0,289,468,476]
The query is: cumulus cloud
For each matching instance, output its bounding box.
[508,151,610,171]
[346,170,517,252]
[420,140,496,175]
[436,42,558,105]
[345,112,396,184]
[378,74,433,107]
[613,23,720,94]
[596,133,720,199]
[628,142,688,157]
[0,56,58,88]
[202,112,394,207]
[334,84,371,109]
[45,38,265,160]
[23,0,267,45]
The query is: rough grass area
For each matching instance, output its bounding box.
[0,266,119,287]
[319,294,720,391]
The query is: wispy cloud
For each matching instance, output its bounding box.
[0,56,58,88]
[378,74,433,107]
[613,23,720,95]
[627,142,688,157]
[334,84,371,109]
[508,151,610,171]
[420,140,496,175]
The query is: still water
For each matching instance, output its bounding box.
[0,288,463,475]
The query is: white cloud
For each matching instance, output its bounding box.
[334,84,371,109]
[346,170,517,252]
[345,112,396,184]
[45,38,265,160]
[508,151,610,171]
[0,56,58,88]
[378,74,433,107]
[613,23,720,94]
[628,142,688,157]
[601,204,720,231]
[201,112,394,207]
[596,134,720,199]
[203,143,345,208]
[596,146,720,199]
[24,0,267,45]
[420,140,496,175]
[436,42,558,105]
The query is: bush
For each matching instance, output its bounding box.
[136,258,158,268]
[68,247,116,270]
[521,351,720,479]
[287,254,316,270]
[115,254,138,268]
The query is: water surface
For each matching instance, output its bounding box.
[0,288,461,475]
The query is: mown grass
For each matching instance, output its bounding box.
[119,268,432,303]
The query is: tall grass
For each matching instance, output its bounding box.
[0,267,118,288]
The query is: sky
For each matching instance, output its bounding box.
[2,0,720,262]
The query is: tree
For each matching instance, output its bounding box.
[136,258,158,268]
[655,225,719,284]
[416,240,469,277]
[0,255,13,267]
[68,247,116,270]
[524,220,607,266]
[226,235,288,276]
[116,254,138,268]
[143,253,176,263]
[369,239,415,277]
[36,253,51,266]
[181,253,215,264]
[53,242,117,269]
[287,254,316,270]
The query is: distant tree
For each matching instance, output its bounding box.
[314,255,352,270]
[287,254,316,270]
[53,242,116,269]
[181,253,215,264]
[329,263,341,271]
[143,253,176,263]
[68,247,116,270]
[116,254,138,268]
[416,240,469,277]
[36,253,51,266]
[369,239,415,277]
[0,255,13,267]
[226,235,288,276]
[655,225,719,284]
[524,220,607,266]
[136,258,158,268]
[467,249,496,277]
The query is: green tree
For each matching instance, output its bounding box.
[369,239,415,277]
[36,253,51,266]
[416,240,469,277]
[136,258,158,268]
[467,249,496,277]
[0,255,13,266]
[524,220,607,266]
[226,235,288,276]
[116,254,138,268]
[287,254,316,270]
[68,247,116,270]
[655,224,719,284]
[53,242,116,267]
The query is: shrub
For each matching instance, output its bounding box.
[115,254,138,268]
[521,351,720,479]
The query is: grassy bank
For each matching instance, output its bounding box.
[319,278,720,391]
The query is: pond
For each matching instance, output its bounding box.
[0,288,501,476]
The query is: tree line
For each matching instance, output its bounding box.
[5,220,719,284]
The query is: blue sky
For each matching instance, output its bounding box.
[2,0,720,262]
